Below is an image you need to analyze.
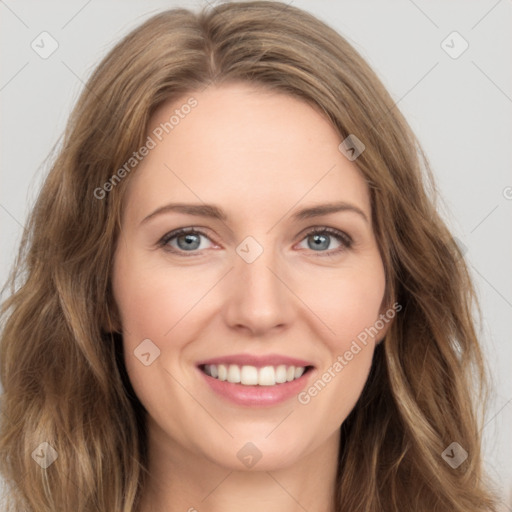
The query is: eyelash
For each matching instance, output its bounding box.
[157,226,353,257]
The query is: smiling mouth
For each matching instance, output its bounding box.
[199,363,314,386]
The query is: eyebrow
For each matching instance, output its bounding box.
[140,201,369,225]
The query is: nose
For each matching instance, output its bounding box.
[222,240,295,336]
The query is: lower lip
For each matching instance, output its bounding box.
[198,367,314,407]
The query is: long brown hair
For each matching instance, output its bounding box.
[0,2,500,510]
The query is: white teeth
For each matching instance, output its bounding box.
[202,363,308,386]
[240,365,259,385]
[218,364,227,381]
[275,365,287,383]
[227,364,241,383]
[258,366,275,386]
[294,367,305,379]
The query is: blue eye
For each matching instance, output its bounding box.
[159,228,212,254]
[158,227,352,257]
[298,227,352,254]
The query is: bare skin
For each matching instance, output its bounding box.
[112,82,388,512]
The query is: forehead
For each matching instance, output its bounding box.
[123,83,370,223]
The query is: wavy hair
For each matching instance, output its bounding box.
[0,1,500,510]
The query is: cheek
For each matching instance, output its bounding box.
[297,259,386,405]
[302,259,387,347]
[112,252,199,343]
[111,254,193,417]
[111,253,212,400]
[298,273,384,423]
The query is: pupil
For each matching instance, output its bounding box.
[311,234,328,250]
[179,234,200,250]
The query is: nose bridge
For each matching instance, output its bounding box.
[236,234,284,301]
[224,234,293,333]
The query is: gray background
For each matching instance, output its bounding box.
[1,0,511,508]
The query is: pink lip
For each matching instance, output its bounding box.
[197,367,314,407]
[196,353,314,368]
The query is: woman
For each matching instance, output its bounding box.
[0,2,500,510]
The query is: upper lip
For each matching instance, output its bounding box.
[197,353,314,368]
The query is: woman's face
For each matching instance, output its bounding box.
[112,83,388,471]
